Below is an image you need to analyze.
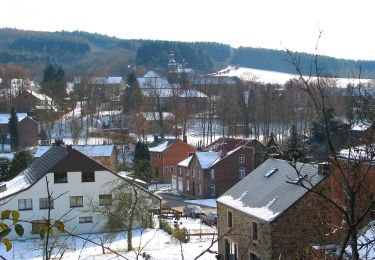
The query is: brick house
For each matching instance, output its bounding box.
[13,90,55,115]
[0,113,38,148]
[148,138,196,182]
[217,158,330,260]
[173,138,266,199]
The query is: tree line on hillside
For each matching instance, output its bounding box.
[2,29,375,78]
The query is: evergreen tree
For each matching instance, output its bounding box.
[123,70,142,113]
[40,64,67,102]
[9,151,33,178]
[263,132,281,161]
[133,141,152,182]
[309,107,343,144]
[0,158,10,182]
[285,125,307,162]
[8,106,18,150]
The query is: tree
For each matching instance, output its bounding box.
[284,124,307,162]
[95,179,158,252]
[8,106,18,151]
[0,158,11,182]
[123,70,143,113]
[286,39,375,259]
[9,151,33,178]
[263,132,281,160]
[133,141,152,182]
[40,64,67,104]
[309,106,344,144]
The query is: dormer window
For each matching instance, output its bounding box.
[82,171,95,182]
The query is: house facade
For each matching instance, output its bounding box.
[0,113,38,149]
[217,158,330,259]
[13,90,55,115]
[173,138,266,199]
[148,138,196,182]
[0,144,160,240]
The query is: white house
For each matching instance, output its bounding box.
[0,143,161,240]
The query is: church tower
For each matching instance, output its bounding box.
[167,51,177,71]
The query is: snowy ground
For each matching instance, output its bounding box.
[0,218,217,260]
[184,199,217,208]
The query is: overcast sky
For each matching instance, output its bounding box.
[1,0,375,60]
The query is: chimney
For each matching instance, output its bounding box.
[183,135,187,143]
[66,145,73,152]
[54,139,65,146]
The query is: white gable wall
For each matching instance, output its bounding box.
[0,170,133,240]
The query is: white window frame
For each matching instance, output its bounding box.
[239,167,246,178]
[239,154,245,164]
[18,199,32,210]
[79,216,93,223]
[39,197,54,209]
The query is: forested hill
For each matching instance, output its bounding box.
[1,28,375,79]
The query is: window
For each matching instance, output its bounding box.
[198,170,201,179]
[186,179,190,191]
[31,220,47,234]
[165,167,168,173]
[250,252,261,260]
[170,166,174,173]
[210,184,216,197]
[227,210,233,227]
[225,239,238,260]
[54,172,67,183]
[198,184,202,195]
[99,194,112,206]
[210,169,215,180]
[252,222,259,241]
[18,199,32,210]
[39,197,54,209]
[192,168,195,178]
[239,167,246,179]
[79,216,93,223]
[70,196,83,208]
[239,154,245,164]
[179,168,182,176]
[82,171,95,182]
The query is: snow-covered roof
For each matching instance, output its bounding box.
[138,76,171,89]
[148,139,180,153]
[25,90,52,101]
[0,113,28,124]
[139,112,174,121]
[178,155,193,167]
[142,71,161,78]
[338,145,375,161]
[90,77,122,85]
[196,152,221,169]
[148,141,171,152]
[217,158,324,222]
[34,145,115,158]
[0,145,68,199]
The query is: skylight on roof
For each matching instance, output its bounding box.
[264,168,278,178]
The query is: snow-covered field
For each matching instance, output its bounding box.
[216,66,373,87]
[0,218,218,260]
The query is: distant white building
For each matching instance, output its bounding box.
[0,144,161,240]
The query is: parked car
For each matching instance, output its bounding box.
[201,211,217,226]
[183,205,206,218]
